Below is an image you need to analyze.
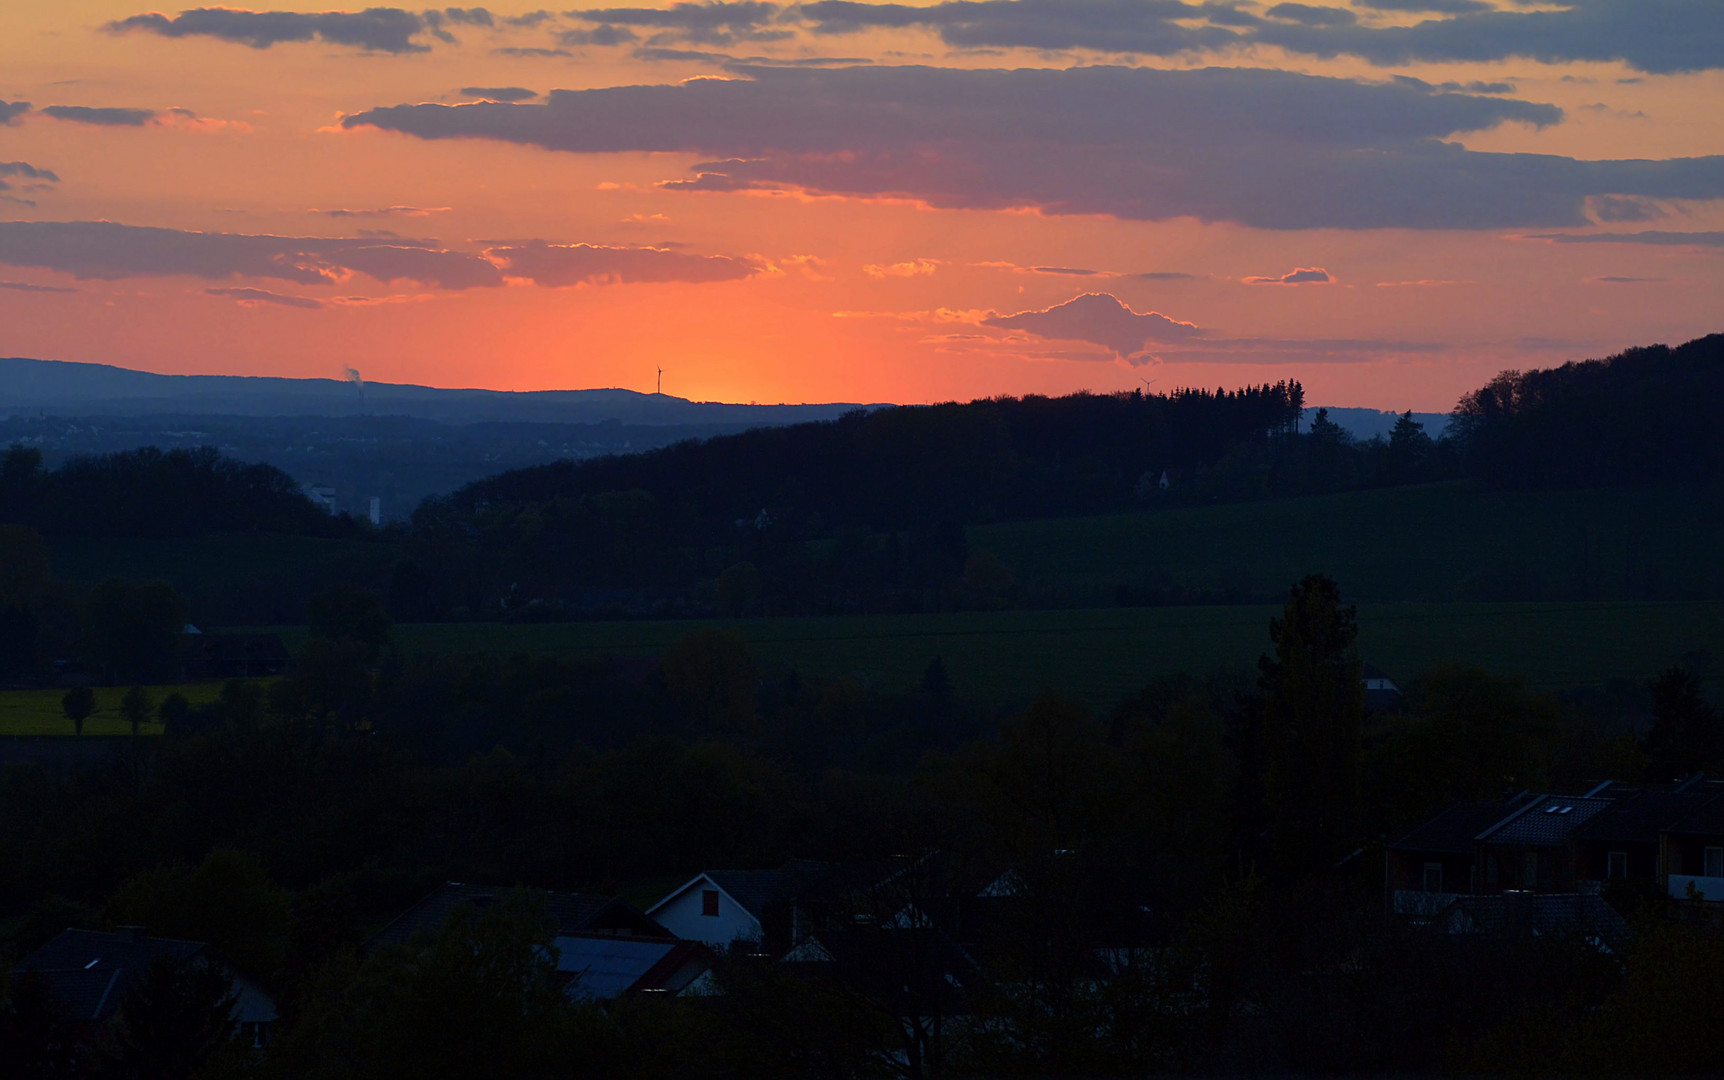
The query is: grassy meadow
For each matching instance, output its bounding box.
[357,600,1724,711]
[974,481,1724,606]
[0,681,228,737]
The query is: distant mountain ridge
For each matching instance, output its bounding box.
[0,356,1447,439]
[0,356,885,426]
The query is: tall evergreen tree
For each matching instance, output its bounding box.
[1258,575,1365,874]
[1645,665,1722,780]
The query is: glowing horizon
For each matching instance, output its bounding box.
[1,1,1721,411]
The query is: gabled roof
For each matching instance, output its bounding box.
[1388,800,1521,856]
[366,882,668,950]
[652,861,845,922]
[1477,795,1614,847]
[12,929,206,1023]
[1666,791,1724,838]
[550,935,713,1000]
[1571,789,1714,845]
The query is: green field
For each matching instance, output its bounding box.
[349,600,1724,711]
[0,682,229,737]
[974,481,1724,605]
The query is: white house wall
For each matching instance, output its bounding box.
[650,879,763,950]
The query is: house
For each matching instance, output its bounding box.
[1474,792,1615,893]
[11,927,278,1048]
[1570,779,1724,892]
[1662,790,1724,903]
[365,882,671,951]
[549,935,715,1001]
[1385,796,1529,916]
[1361,664,1404,712]
[647,861,843,953]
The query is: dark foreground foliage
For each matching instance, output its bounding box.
[3,576,1721,1077]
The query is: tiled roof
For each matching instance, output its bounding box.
[552,937,676,999]
[1666,791,1724,837]
[1478,796,1614,846]
[1572,790,1714,845]
[12,929,205,1023]
[705,861,845,921]
[1389,800,1522,855]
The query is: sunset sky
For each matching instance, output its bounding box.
[1,1,1720,409]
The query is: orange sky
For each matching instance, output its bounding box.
[1,1,1720,410]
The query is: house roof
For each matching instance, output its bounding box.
[1388,800,1521,856]
[655,861,845,922]
[1571,789,1713,845]
[1436,893,1630,950]
[1477,795,1614,847]
[1666,791,1724,838]
[12,928,206,1023]
[366,882,667,950]
[551,935,713,1000]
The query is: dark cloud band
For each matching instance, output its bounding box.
[107,7,448,53]
[343,64,1724,230]
[0,221,759,290]
[41,105,157,126]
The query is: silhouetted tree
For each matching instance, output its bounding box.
[61,685,94,737]
[1386,410,1434,483]
[1645,665,1722,780]
[1258,575,1365,873]
[121,685,153,739]
[105,955,238,1080]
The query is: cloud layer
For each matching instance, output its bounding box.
[40,105,157,127]
[344,63,1724,230]
[792,0,1724,75]
[0,221,760,291]
[109,7,448,53]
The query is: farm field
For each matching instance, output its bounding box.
[352,600,1724,711]
[0,681,227,737]
[973,481,1724,606]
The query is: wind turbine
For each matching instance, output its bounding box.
[657,367,663,395]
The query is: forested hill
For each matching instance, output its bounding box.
[0,444,350,538]
[425,383,1305,534]
[1455,332,1724,488]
